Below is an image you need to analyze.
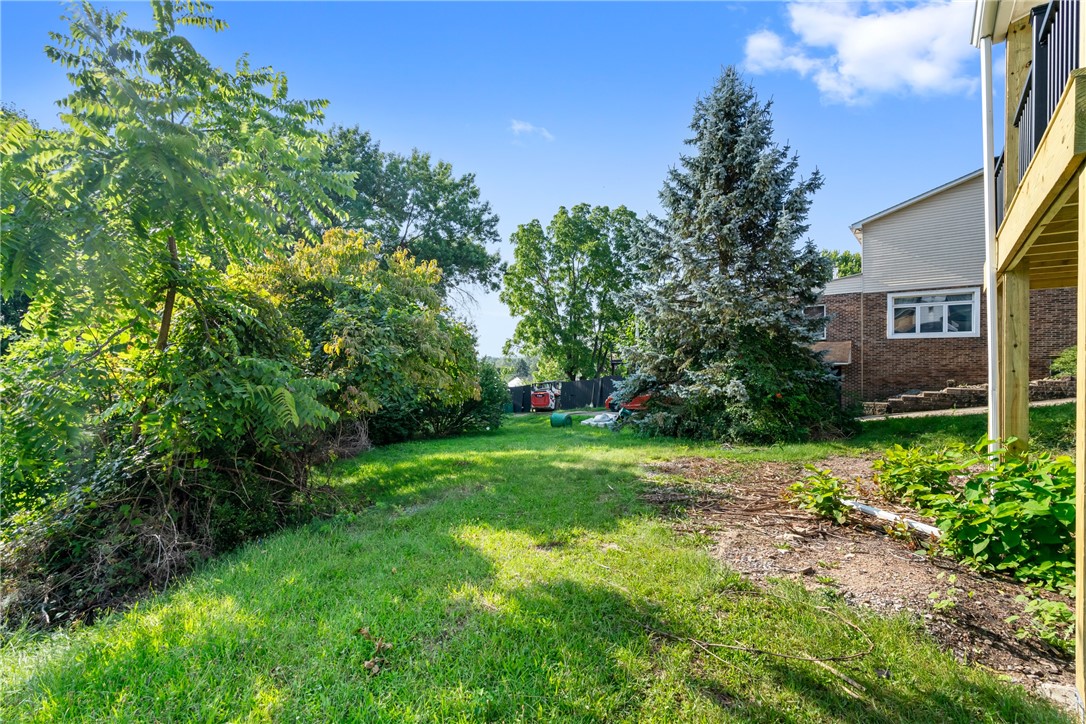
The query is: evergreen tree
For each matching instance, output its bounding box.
[622,67,851,442]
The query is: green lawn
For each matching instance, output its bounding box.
[1,406,1075,722]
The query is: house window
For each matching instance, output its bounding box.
[804,304,827,340]
[886,288,979,339]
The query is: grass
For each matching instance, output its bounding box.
[0,405,1075,722]
[849,402,1075,456]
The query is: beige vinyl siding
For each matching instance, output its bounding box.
[859,174,985,293]
[823,273,864,295]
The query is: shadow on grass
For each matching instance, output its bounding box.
[761,661,1060,724]
[850,402,1074,456]
[2,412,1073,722]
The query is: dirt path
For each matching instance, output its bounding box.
[641,455,1077,712]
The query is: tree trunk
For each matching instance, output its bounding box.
[156,235,180,351]
[133,235,180,442]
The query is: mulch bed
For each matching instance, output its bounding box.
[640,455,1076,710]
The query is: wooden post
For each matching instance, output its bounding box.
[1005,17,1032,204]
[1076,169,1086,709]
[1000,259,1030,452]
[995,278,1006,429]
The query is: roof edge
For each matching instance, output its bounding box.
[971,0,998,47]
[849,168,983,235]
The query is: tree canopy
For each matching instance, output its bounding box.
[0,1,504,625]
[3,2,352,321]
[319,126,504,293]
[501,204,640,381]
[821,249,861,278]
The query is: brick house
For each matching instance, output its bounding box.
[814,169,1075,403]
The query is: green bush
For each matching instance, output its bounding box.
[789,467,850,524]
[873,443,973,512]
[874,439,1075,592]
[253,229,482,449]
[369,360,507,444]
[615,337,859,444]
[1007,594,1075,655]
[1050,346,1076,378]
[0,274,339,625]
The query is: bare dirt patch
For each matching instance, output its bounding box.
[641,455,1074,704]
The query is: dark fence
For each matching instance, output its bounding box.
[508,376,620,413]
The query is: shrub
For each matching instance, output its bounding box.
[253,229,481,449]
[1050,346,1076,378]
[421,361,507,437]
[873,443,974,513]
[0,274,338,625]
[613,350,859,445]
[789,467,850,524]
[1007,594,1074,655]
[369,360,507,444]
[873,439,1075,592]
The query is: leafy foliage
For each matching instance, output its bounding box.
[251,228,483,448]
[318,126,503,293]
[383,360,507,441]
[1007,594,1074,655]
[789,467,850,524]
[820,249,861,278]
[1050,346,1076,378]
[3,1,352,320]
[502,204,640,380]
[0,1,356,625]
[1,269,339,624]
[873,443,963,507]
[875,439,1076,592]
[619,67,850,442]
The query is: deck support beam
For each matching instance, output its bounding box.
[1075,170,1086,708]
[999,260,1030,452]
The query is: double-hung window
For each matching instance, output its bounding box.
[886,288,979,339]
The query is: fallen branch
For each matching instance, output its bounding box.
[809,659,868,700]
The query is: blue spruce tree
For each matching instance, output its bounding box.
[622,67,853,442]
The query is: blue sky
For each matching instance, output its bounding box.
[1,1,1000,356]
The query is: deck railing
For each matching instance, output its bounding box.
[994,153,1005,229]
[1013,0,1080,182]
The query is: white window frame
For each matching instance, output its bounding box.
[804,304,827,340]
[886,287,980,340]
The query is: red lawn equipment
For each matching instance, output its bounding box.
[605,392,651,413]
[530,384,560,412]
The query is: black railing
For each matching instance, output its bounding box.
[994,152,1005,229]
[1013,0,1080,182]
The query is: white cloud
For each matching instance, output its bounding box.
[510,119,554,142]
[743,1,977,104]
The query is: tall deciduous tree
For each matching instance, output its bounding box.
[622,68,849,441]
[501,204,639,381]
[821,249,861,278]
[1,0,352,435]
[319,126,503,293]
[1,0,354,490]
